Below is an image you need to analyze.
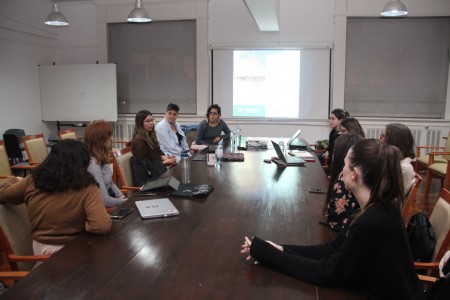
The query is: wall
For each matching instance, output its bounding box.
[0,0,56,136]
[1,0,450,147]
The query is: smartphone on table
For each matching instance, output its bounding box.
[110,208,133,220]
[308,188,326,194]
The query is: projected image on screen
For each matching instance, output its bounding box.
[233,50,300,118]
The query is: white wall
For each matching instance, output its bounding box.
[1,0,450,145]
[0,0,56,136]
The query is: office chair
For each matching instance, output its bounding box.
[2,134,24,166]
[22,134,48,166]
[0,203,50,287]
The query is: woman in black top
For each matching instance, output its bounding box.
[322,108,349,168]
[241,139,425,300]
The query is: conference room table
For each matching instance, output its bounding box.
[1,143,365,300]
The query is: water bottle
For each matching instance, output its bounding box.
[215,140,223,166]
[181,152,191,183]
[235,126,242,147]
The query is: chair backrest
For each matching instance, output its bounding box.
[2,134,23,164]
[443,131,450,160]
[402,172,423,221]
[187,129,197,148]
[0,203,34,271]
[22,134,48,165]
[58,130,77,140]
[0,141,12,178]
[113,146,134,188]
[429,188,450,262]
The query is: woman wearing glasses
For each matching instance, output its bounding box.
[196,104,231,145]
[155,103,190,163]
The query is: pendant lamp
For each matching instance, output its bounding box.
[45,1,69,26]
[380,0,408,17]
[127,0,151,23]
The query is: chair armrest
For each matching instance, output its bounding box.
[414,261,440,269]
[417,146,444,158]
[418,274,438,283]
[428,151,450,156]
[8,254,50,262]
[0,271,29,280]
[122,186,141,191]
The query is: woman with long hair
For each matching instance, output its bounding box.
[241,139,424,299]
[322,134,364,231]
[321,108,350,168]
[84,120,126,208]
[340,117,365,138]
[131,110,176,186]
[381,123,416,196]
[0,139,111,255]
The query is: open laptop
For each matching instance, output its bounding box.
[135,198,179,219]
[287,129,309,150]
[271,140,305,166]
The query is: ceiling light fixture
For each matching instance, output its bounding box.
[380,0,408,17]
[127,0,151,23]
[45,1,69,27]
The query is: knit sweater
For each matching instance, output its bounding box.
[0,176,111,245]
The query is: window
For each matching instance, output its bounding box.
[108,20,197,114]
[345,18,450,118]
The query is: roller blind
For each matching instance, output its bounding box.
[345,17,450,118]
[108,20,197,115]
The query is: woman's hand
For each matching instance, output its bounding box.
[241,236,258,264]
[213,137,221,144]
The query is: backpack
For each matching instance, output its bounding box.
[406,212,436,262]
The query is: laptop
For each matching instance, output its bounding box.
[287,129,309,150]
[140,176,214,197]
[135,198,179,219]
[271,140,305,166]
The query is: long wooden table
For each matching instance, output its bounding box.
[1,147,364,299]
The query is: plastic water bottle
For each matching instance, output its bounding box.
[215,140,223,166]
[235,126,242,147]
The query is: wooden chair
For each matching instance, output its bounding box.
[415,188,450,279]
[0,141,32,178]
[112,146,140,197]
[424,153,450,198]
[0,203,50,287]
[58,129,77,140]
[22,134,48,166]
[0,141,11,179]
[416,131,450,172]
[186,129,197,149]
[402,172,423,222]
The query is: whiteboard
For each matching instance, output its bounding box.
[39,64,117,122]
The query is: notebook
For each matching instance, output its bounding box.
[271,140,305,166]
[135,198,179,219]
[287,129,309,150]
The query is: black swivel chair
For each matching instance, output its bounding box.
[2,134,24,166]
